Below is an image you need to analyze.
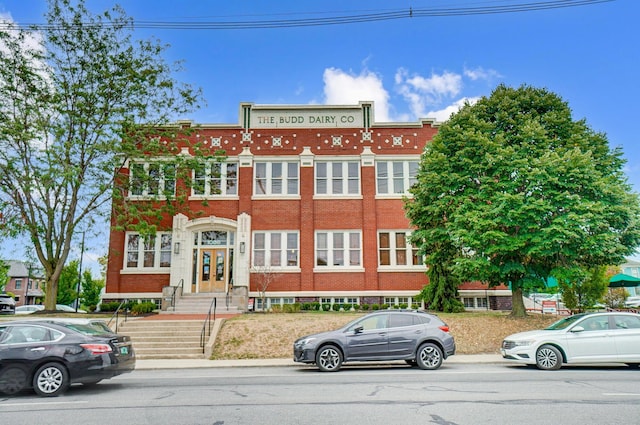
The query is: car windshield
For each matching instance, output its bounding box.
[544,314,588,330]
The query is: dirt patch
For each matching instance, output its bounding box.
[211,311,559,359]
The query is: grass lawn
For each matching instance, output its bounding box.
[211,311,560,360]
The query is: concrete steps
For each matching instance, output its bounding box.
[164,293,243,315]
[118,319,207,360]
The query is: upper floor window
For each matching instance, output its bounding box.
[15,279,22,290]
[316,161,360,195]
[253,231,299,268]
[378,231,424,267]
[125,232,172,269]
[376,160,419,195]
[129,162,176,198]
[316,231,361,268]
[254,162,299,196]
[193,161,238,196]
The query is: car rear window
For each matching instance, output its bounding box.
[62,322,113,336]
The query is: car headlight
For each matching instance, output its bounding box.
[295,337,316,347]
[512,340,534,347]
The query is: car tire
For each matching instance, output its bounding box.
[315,345,343,372]
[33,362,69,397]
[416,343,443,370]
[535,345,562,370]
[0,367,27,395]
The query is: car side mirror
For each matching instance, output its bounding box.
[354,326,364,334]
[570,326,585,333]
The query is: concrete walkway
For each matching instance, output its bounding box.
[135,354,508,370]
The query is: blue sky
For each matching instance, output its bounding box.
[1,0,639,270]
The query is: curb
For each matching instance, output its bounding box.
[134,354,508,370]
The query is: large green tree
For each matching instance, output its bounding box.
[406,84,640,317]
[0,0,210,311]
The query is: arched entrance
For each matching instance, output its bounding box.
[193,230,234,293]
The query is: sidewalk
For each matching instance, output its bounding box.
[134,354,507,370]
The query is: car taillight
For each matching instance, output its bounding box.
[439,325,450,333]
[80,343,113,355]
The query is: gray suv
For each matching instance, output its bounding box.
[0,294,16,315]
[293,310,455,372]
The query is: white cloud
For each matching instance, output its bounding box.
[322,67,392,121]
[463,66,501,81]
[427,97,480,122]
[395,68,463,118]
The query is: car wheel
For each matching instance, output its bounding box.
[416,343,443,370]
[535,345,562,370]
[33,362,69,397]
[0,367,27,395]
[315,345,343,372]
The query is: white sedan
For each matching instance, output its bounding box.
[501,312,640,370]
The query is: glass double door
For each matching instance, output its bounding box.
[198,248,227,293]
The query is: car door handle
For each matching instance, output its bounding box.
[30,347,46,351]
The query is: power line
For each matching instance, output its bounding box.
[1,0,614,31]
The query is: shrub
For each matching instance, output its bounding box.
[381,303,390,310]
[322,303,331,311]
[362,304,370,310]
[131,302,156,315]
[332,303,341,312]
[371,304,380,310]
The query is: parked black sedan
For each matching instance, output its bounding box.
[0,318,135,396]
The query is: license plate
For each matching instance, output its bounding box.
[120,346,129,355]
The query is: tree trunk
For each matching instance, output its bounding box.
[510,287,527,318]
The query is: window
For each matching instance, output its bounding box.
[193,161,237,196]
[462,297,489,309]
[376,160,419,195]
[316,231,361,267]
[15,279,22,290]
[125,232,172,269]
[254,162,299,195]
[378,231,424,267]
[253,232,299,268]
[129,162,176,197]
[316,161,360,195]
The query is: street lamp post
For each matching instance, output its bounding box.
[75,231,85,312]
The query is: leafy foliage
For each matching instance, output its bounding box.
[56,260,79,306]
[0,0,208,309]
[80,270,104,311]
[406,84,640,317]
[554,266,608,313]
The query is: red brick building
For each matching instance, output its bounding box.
[104,102,510,311]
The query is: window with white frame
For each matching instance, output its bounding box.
[125,232,172,269]
[316,231,361,267]
[462,297,488,309]
[252,232,299,268]
[378,231,424,267]
[129,162,176,197]
[376,160,419,195]
[193,161,237,196]
[254,161,299,195]
[315,161,360,195]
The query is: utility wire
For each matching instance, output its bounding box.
[1,0,615,31]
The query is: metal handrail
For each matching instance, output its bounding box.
[107,299,128,333]
[200,297,217,353]
[170,279,184,310]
